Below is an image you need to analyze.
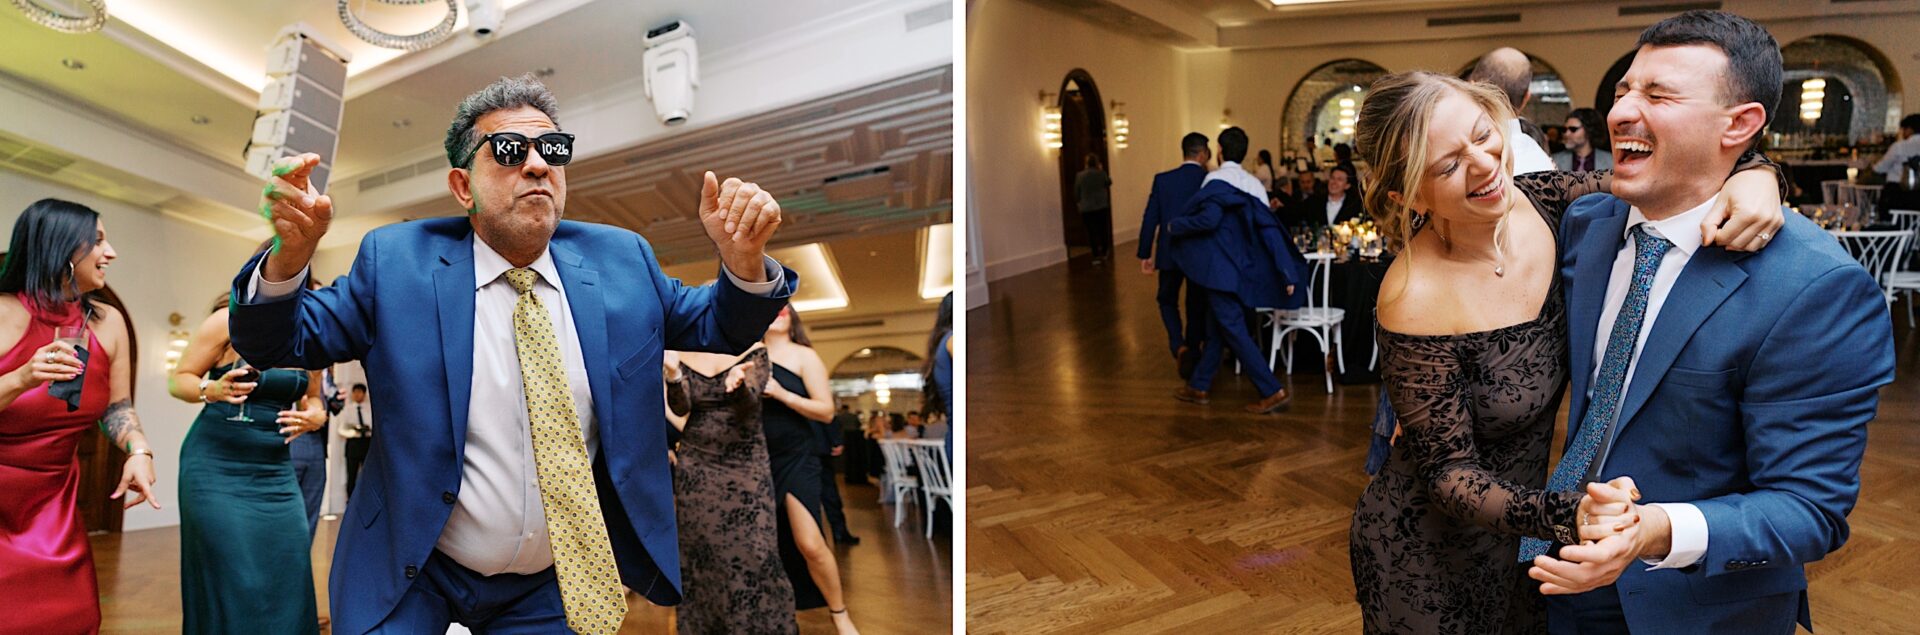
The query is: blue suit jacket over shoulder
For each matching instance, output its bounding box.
[227,217,797,635]
[1558,193,1893,633]
[1136,162,1207,266]
[1166,180,1310,309]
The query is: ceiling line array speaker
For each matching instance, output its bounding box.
[246,26,351,195]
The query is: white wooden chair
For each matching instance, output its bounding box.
[904,440,952,538]
[1264,252,1345,393]
[1832,230,1913,307]
[876,439,920,528]
[1881,210,1920,326]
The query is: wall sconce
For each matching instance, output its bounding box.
[164,312,190,372]
[1339,97,1357,136]
[1040,91,1063,150]
[1800,78,1825,123]
[1219,108,1233,131]
[1110,101,1130,150]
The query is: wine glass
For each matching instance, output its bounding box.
[226,358,262,422]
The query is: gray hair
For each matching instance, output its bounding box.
[444,74,563,168]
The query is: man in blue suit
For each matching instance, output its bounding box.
[232,75,797,634]
[1167,127,1310,414]
[1137,132,1212,379]
[1522,12,1894,634]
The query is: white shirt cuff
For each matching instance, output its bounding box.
[248,263,311,303]
[1640,502,1708,570]
[722,256,784,297]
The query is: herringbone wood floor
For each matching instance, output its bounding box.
[965,252,1920,634]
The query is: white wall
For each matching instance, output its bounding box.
[0,168,261,531]
[968,0,1188,282]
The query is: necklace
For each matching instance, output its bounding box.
[1434,197,1515,277]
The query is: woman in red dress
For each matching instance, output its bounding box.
[0,199,161,633]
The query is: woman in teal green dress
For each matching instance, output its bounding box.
[168,292,327,634]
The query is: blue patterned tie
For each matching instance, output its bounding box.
[1519,224,1671,563]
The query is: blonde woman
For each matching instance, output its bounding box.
[1344,71,1784,634]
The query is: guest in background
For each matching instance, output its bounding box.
[340,383,373,499]
[906,411,925,438]
[760,306,860,633]
[1297,169,1326,200]
[1469,47,1555,174]
[662,347,802,634]
[1254,150,1278,191]
[923,292,954,461]
[1075,153,1115,264]
[834,404,868,486]
[288,278,330,540]
[1553,107,1613,173]
[1167,127,1307,414]
[1873,114,1920,180]
[1298,165,1367,231]
[1138,133,1212,380]
[1333,143,1356,173]
[172,287,328,634]
[1317,135,1338,166]
[814,397,858,545]
[0,199,157,634]
[1544,124,1566,156]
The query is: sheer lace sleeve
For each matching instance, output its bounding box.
[1513,150,1782,228]
[1381,336,1581,539]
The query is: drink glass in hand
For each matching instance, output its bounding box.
[227,359,262,422]
[54,325,85,356]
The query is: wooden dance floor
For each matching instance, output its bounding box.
[91,477,951,633]
[965,252,1919,634]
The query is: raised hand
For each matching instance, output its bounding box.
[210,366,258,404]
[695,171,782,283]
[1701,168,1783,252]
[260,153,334,281]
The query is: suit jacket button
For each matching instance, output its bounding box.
[405,565,418,578]
[443,492,456,504]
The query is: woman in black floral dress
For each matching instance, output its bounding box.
[666,346,800,635]
[1345,72,1784,634]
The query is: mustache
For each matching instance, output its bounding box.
[1612,125,1655,144]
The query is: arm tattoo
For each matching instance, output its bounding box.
[101,399,142,450]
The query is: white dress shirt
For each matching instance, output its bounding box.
[1588,196,1714,570]
[1325,195,1346,225]
[1508,119,1555,175]
[1874,134,1920,178]
[1202,161,1269,202]
[251,233,785,576]
[344,398,373,437]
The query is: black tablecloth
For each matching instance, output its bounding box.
[1280,258,1389,385]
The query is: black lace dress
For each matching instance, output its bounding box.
[1348,171,1603,634]
[666,348,800,634]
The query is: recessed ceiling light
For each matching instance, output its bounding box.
[190,115,210,125]
[869,251,880,257]
[60,58,85,70]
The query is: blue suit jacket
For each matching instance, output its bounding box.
[1167,180,1310,309]
[228,218,796,634]
[1559,195,1893,633]
[1136,162,1206,267]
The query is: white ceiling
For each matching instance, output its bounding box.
[0,0,896,175]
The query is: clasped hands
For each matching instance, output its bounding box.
[1530,476,1672,596]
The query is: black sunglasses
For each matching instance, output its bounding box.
[1564,126,1583,133]
[469,131,576,167]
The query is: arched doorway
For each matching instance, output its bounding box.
[831,346,928,415]
[1054,69,1109,260]
[1280,59,1388,171]
[1458,51,1571,149]
[1777,35,1904,144]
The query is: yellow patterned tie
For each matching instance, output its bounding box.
[505,268,626,634]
